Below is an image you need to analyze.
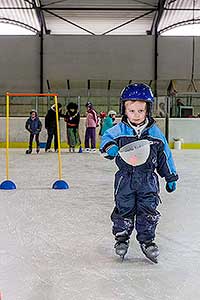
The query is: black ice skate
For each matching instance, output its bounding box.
[36,148,40,154]
[114,231,130,261]
[140,241,159,264]
[25,149,32,154]
[114,240,129,261]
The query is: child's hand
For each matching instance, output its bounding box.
[166,181,176,193]
[106,145,119,157]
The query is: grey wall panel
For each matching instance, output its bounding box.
[0,35,200,95]
[44,35,154,81]
[0,36,40,93]
[158,37,193,80]
[194,38,200,78]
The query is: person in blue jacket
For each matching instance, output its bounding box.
[25,110,42,154]
[100,83,178,263]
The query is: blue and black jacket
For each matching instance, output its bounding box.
[25,113,42,135]
[100,116,178,183]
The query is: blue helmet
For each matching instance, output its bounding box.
[120,83,154,115]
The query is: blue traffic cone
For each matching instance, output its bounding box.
[78,146,83,153]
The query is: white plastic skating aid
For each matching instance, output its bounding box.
[140,242,159,264]
[114,241,129,261]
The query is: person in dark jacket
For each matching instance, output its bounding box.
[100,83,178,263]
[25,110,42,154]
[45,103,62,152]
[64,102,81,152]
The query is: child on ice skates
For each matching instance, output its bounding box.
[84,101,98,152]
[25,110,42,154]
[100,83,178,263]
[64,102,81,152]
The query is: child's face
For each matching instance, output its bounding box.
[125,101,147,125]
[31,112,36,119]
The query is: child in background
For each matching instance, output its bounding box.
[101,110,117,136]
[84,101,98,152]
[99,111,107,137]
[25,110,42,154]
[100,83,178,263]
[64,102,81,152]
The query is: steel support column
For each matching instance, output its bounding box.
[40,24,44,93]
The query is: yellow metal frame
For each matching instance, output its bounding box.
[5,92,63,181]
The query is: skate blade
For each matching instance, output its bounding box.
[141,248,159,264]
[142,251,159,264]
[145,255,158,264]
[117,254,125,262]
[115,250,127,261]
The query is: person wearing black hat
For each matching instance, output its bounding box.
[64,102,81,152]
[45,103,62,152]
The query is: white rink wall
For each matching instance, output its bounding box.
[169,118,200,144]
[0,117,200,147]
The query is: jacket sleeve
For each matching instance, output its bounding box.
[45,112,49,129]
[64,112,72,123]
[38,119,42,132]
[156,133,178,182]
[58,110,63,119]
[100,123,121,153]
[92,109,98,125]
[25,119,31,132]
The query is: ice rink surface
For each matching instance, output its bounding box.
[0,149,200,300]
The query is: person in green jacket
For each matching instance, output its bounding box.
[101,110,117,136]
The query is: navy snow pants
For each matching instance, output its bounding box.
[46,127,58,151]
[84,127,96,149]
[111,169,161,243]
[29,133,39,150]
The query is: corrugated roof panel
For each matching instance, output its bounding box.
[0,0,158,35]
[158,0,200,33]
[41,0,157,9]
[41,0,157,34]
[0,0,40,33]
